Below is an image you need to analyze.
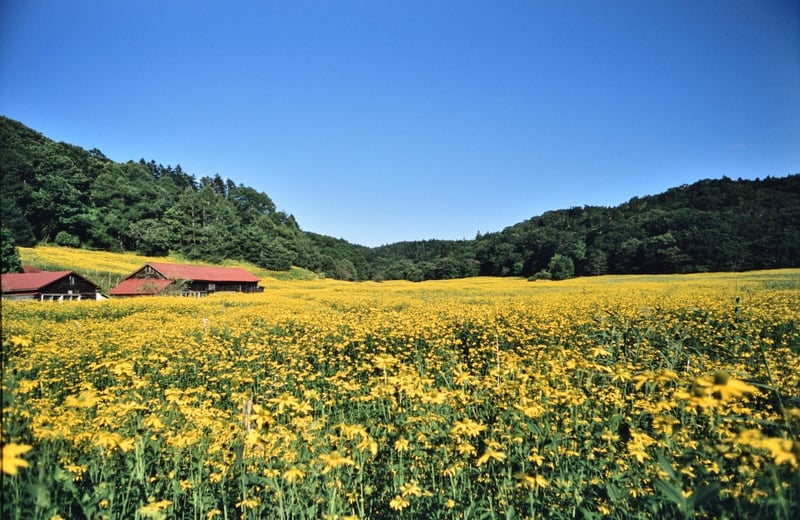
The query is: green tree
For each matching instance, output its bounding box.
[548,253,575,281]
[127,218,173,256]
[1,227,22,273]
[259,238,296,271]
[584,248,608,276]
[54,231,81,248]
[89,161,170,250]
[165,186,240,263]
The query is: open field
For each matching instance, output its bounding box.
[2,271,799,519]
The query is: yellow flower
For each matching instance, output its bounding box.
[456,441,477,456]
[655,369,679,384]
[400,481,424,497]
[9,336,32,348]
[283,466,306,483]
[450,418,486,438]
[357,435,378,457]
[759,437,799,468]
[138,499,172,519]
[235,497,261,509]
[476,448,506,466]
[442,462,464,477]
[117,437,135,452]
[528,451,545,466]
[627,430,655,463]
[64,390,101,408]
[394,437,410,453]
[652,414,681,436]
[696,371,759,402]
[514,399,545,418]
[389,495,410,510]
[633,370,655,391]
[2,443,32,476]
[514,471,548,489]
[317,451,355,473]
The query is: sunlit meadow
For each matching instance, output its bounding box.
[2,270,799,519]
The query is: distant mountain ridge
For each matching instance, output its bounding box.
[2,115,799,280]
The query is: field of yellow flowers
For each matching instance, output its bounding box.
[2,271,799,519]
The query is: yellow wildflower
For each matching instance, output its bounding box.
[456,441,477,456]
[389,495,410,510]
[652,414,681,436]
[759,437,799,468]
[696,371,759,402]
[514,471,548,490]
[138,499,172,519]
[283,466,306,483]
[318,451,355,473]
[450,418,487,438]
[528,451,545,466]
[9,336,32,347]
[394,437,410,453]
[476,448,506,466]
[2,443,32,476]
[64,390,101,408]
[400,481,424,497]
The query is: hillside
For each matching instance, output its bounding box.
[15,245,319,293]
[2,115,799,280]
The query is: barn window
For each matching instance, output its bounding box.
[69,275,75,285]
[209,283,216,291]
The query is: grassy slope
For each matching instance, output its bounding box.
[18,245,319,292]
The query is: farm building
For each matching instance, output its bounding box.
[1,270,104,301]
[109,262,263,297]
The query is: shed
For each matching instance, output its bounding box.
[109,262,263,297]
[1,271,103,301]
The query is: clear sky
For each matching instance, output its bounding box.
[2,1,798,247]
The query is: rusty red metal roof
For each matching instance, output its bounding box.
[1,271,75,292]
[109,278,173,296]
[145,263,261,282]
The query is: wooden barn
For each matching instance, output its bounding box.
[109,262,263,297]
[1,270,103,301]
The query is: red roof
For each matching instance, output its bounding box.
[109,278,173,296]
[145,263,260,282]
[1,271,75,292]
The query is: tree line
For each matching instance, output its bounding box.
[2,116,799,279]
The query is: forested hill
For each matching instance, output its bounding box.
[2,115,799,280]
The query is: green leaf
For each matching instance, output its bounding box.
[654,478,687,514]
[657,454,678,481]
[688,481,721,511]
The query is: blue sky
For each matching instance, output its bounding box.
[2,1,798,247]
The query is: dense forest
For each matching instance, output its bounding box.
[2,115,799,279]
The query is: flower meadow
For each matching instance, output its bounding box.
[2,272,799,519]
